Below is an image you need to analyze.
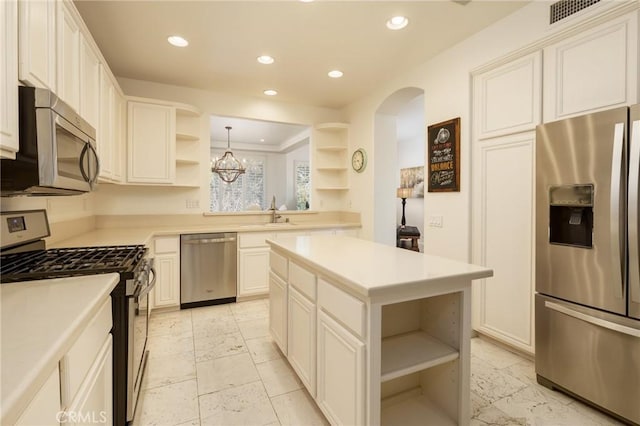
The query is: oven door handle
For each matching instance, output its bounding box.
[137,266,157,299]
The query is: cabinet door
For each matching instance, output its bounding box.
[238,248,270,297]
[316,310,365,426]
[473,51,542,139]
[471,132,535,353]
[154,253,180,308]
[111,91,125,182]
[79,34,100,129]
[543,12,638,121]
[16,365,61,425]
[98,66,114,180]
[1,0,19,159]
[63,335,112,426]
[57,0,80,111]
[18,0,56,90]
[269,271,287,355]
[127,101,175,184]
[288,286,316,397]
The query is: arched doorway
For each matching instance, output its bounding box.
[373,87,425,246]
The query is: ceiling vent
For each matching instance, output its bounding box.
[550,0,600,24]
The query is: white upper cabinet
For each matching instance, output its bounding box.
[18,0,56,91]
[98,66,115,180]
[56,0,80,112]
[111,90,126,182]
[79,34,100,129]
[1,0,19,159]
[127,101,176,184]
[473,51,542,139]
[543,11,639,122]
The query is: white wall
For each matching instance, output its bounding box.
[343,1,631,261]
[0,193,95,223]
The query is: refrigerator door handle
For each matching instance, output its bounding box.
[545,301,640,338]
[629,119,640,304]
[610,122,625,298]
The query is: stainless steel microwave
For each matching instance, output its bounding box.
[0,87,99,196]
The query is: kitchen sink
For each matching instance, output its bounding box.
[264,222,296,227]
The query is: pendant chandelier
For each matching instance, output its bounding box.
[212,126,245,183]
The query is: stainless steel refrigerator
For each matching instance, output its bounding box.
[535,105,640,425]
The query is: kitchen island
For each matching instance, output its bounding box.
[267,235,493,426]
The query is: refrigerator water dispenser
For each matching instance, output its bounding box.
[548,185,594,248]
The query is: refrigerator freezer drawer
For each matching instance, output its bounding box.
[535,294,640,425]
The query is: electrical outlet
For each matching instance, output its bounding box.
[186,199,200,209]
[428,215,443,228]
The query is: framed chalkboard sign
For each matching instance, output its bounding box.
[427,117,460,192]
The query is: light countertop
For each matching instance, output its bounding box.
[0,274,119,425]
[51,222,360,248]
[267,235,493,299]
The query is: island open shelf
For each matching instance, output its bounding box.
[381,331,459,382]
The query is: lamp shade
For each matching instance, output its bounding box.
[396,187,413,199]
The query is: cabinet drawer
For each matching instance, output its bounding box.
[289,261,316,301]
[239,232,275,248]
[154,236,178,253]
[318,279,366,338]
[60,298,112,407]
[270,251,288,281]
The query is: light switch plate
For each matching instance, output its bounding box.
[428,215,443,228]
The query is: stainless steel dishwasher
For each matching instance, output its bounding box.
[180,233,237,308]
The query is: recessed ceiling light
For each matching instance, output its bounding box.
[386,16,409,30]
[264,89,278,96]
[300,0,314,3]
[328,70,343,78]
[167,35,189,47]
[257,55,274,65]
[260,138,265,142]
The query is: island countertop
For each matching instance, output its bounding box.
[267,235,493,299]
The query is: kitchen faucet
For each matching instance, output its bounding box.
[270,195,282,223]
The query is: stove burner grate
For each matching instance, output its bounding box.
[0,245,147,283]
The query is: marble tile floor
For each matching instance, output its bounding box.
[134,299,624,426]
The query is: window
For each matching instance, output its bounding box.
[210,158,265,212]
[295,161,310,210]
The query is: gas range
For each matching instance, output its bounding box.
[0,210,153,425]
[0,245,146,283]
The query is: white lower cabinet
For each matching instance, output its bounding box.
[238,248,270,297]
[287,286,316,397]
[269,271,288,355]
[153,236,180,308]
[15,366,61,425]
[316,309,365,426]
[62,335,112,426]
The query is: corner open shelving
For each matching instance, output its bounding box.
[313,123,349,194]
[174,104,201,187]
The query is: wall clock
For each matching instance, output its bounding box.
[351,148,367,173]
